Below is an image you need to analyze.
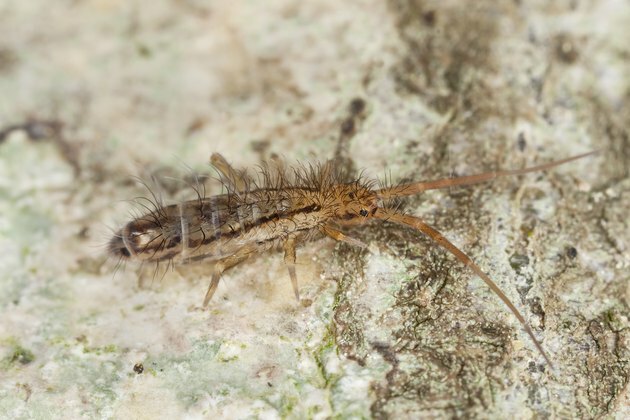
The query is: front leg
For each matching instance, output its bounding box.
[320,224,367,248]
[373,208,553,368]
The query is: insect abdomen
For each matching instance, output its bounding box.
[109,190,327,263]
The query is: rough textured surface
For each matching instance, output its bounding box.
[0,0,628,418]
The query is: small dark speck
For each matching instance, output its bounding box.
[340,118,355,136]
[137,44,152,58]
[528,361,537,372]
[509,253,530,271]
[250,139,270,154]
[185,117,206,136]
[25,120,62,141]
[267,382,273,387]
[555,34,579,64]
[566,246,578,259]
[527,361,545,373]
[422,10,436,26]
[11,347,35,365]
[349,97,366,116]
[405,140,419,151]
[133,363,144,374]
[517,132,527,151]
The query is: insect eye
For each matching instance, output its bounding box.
[359,209,369,217]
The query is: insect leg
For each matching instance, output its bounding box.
[203,254,248,307]
[283,235,300,300]
[210,153,251,192]
[203,267,223,308]
[374,208,554,368]
[320,224,368,248]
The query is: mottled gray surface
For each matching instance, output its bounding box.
[0,1,628,418]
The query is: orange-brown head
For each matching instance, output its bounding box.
[328,184,380,225]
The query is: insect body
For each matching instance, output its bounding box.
[109,151,597,367]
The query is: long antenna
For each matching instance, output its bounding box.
[376,151,598,199]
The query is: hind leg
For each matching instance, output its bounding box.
[210,153,251,193]
[203,254,249,307]
[283,236,300,301]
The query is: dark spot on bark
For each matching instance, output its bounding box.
[555,33,579,64]
[250,139,271,154]
[349,97,366,115]
[422,10,436,26]
[518,132,527,151]
[10,346,35,365]
[133,363,144,374]
[509,253,530,271]
[340,118,355,136]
